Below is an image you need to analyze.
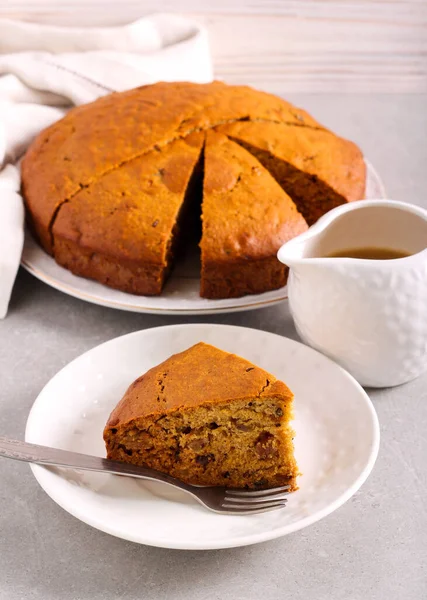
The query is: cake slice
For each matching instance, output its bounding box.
[103,342,299,490]
[200,131,308,299]
[52,133,204,295]
[215,121,366,225]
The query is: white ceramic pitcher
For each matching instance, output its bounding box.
[277,200,427,387]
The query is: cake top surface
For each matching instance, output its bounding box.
[105,342,293,428]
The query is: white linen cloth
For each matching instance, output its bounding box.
[0,14,213,317]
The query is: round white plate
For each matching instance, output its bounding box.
[21,160,386,315]
[26,324,380,550]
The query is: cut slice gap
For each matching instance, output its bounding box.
[162,143,206,287]
[161,136,205,283]
[170,139,205,261]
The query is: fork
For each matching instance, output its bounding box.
[0,437,290,515]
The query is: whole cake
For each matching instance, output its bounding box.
[103,342,299,490]
[22,81,366,298]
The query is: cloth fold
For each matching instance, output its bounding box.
[0,14,213,317]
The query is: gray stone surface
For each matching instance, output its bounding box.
[0,94,426,600]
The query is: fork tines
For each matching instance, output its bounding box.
[221,484,290,512]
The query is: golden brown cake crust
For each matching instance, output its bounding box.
[106,342,291,428]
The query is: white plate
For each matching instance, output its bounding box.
[21,160,386,315]
[25,324,380,550]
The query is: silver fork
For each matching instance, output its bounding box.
[0,437,290,515]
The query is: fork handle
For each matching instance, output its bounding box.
[0,437,194,493]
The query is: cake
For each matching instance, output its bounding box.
[22,81,366,298]
[103,342,299,490]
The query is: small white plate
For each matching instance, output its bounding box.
[25,324,380,550]
[21,160,386,315]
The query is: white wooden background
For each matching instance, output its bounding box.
[1,1,426,93]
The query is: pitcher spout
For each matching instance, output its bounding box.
[277,230,317,268]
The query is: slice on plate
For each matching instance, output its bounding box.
[200,131,308,299]
[52,133,204,295]
[103,342,299,490]
[215,121,366,225]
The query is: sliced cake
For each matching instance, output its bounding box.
[52,133,204,295]
[200,131,308,298]
[22,81,321,254]
[103,342,299,490]
[215,120,366,225]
